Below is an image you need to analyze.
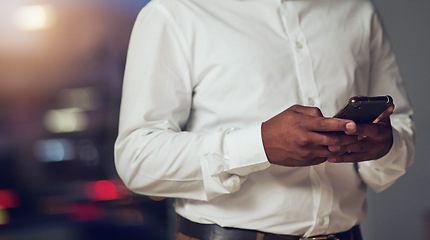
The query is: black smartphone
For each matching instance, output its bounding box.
[333,95,393,123]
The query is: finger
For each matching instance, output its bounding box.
[374,104,395,123]
[304,157,328,166]
[293,147,344,164]
[341,140,368,154]
[328,152,371,163]
[327,141,358,155]
[291,105,324,117]
[149,196,166,201]
[318,132,360,148]
[304,116,355,133]
[354,122,390,138]
[312,145,346,158]
[328,139,372,162]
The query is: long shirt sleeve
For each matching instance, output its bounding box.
[114,3,270,201]
[357,8,415,192]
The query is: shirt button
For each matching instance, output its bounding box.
[296,41,303,49]
[318,218,326,226]
[308,98,315,106]
[230,180,240,189]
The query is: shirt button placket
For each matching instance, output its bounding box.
[281,3,320,107]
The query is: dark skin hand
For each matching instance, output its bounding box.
[261,104,394,167]
[327,104,394,163]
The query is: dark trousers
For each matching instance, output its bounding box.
[176,215,363,240]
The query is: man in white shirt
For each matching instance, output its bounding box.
[114,0,415,239]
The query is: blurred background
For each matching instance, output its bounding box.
[0,0,428,240]
[0,0,173,239]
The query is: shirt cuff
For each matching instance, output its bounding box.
[223,124,271,176]
[357,128,409,192]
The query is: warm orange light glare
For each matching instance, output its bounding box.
[14,5,54,31]
[0,209,10,225]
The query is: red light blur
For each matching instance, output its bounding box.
[0,189,20,209]
[85,180,123,201]
[67,202,104,222]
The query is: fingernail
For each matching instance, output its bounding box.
[346,122,356,133]
[346,122,355,130]
[327,157,337,163]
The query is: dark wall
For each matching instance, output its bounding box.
[363,0,430,239]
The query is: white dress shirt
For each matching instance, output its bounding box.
[114,0,415,237]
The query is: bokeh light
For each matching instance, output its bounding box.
[13,4,55,31]
[0,0,169,239]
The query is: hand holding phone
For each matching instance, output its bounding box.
[333,95,393,123]
[329,95,394,163]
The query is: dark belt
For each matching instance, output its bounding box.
[177,215,362,240]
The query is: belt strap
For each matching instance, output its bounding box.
[177,215,361,240]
